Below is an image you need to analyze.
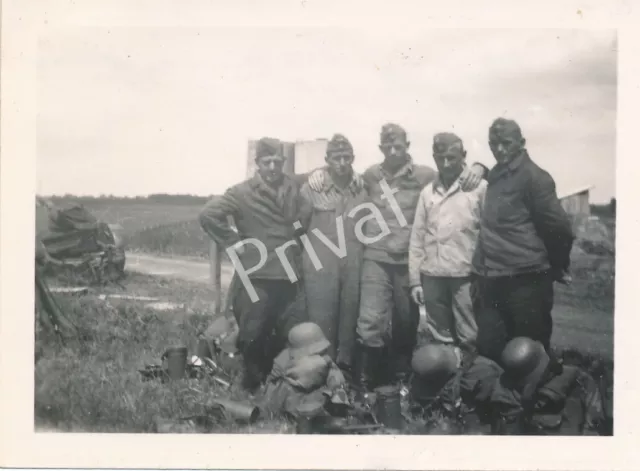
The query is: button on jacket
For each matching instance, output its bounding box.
[409,178,487,286]
[361,158,437,265]
[472,151,574,278]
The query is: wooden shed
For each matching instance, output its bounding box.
[558,185,593,220]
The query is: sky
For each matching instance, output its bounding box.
[36,28,617,203]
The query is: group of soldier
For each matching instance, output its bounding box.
[199,118,611,435]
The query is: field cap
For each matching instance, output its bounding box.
[489,118,523,140]
[326,134,354,156]
[380,123,407,143]
[433,132,464,153]
[255,137,283,159]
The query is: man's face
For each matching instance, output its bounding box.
[326,150,354,178]
[256,154,285,186]
[489,128,525,164]
[433,143,466,182]
[379,134,409,167]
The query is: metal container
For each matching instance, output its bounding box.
[209,399,260,424]
[164,346,188,380]
[375,385,404,431]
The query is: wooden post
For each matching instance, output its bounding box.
[209,240,222,314]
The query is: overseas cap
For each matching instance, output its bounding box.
[255,137,283,159]
[489,118,523,140]
[433,132,464,153]
[380,123,407,143]
[326,133,354,155]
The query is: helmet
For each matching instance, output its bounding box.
[500,337,550,399]
[288,322,331,361]
[411,344,461,379]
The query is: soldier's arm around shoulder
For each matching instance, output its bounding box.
[412,164,438,188]
[527,167,575,272]
[198,186,242,248]
[360,165,380,194]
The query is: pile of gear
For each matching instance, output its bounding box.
[36,197,126,285]
[139,316,612,436]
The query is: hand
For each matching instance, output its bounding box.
[410,286,425,306]
[229,241,246,255]
[308,169,326,192]
[553,268,572,285]
[459,164,485,192]
[353,173,365,191]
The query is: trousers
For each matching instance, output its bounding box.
[473,271,554,363]
[356,259,420,357]
[421,275,477,353]
[232,278,308,386]
[302,240,362,369]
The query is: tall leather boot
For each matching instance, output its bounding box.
[352,343,380,402]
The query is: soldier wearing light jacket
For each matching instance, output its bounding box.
[409,132,486,357]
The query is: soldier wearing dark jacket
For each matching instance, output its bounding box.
[199,138,313,392]
[472,118,575,361]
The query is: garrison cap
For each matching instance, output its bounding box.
[326,133,354,156]
[489,118,523,139]
[255,137,283,159]
[433,132,465,153]
[380,123,407,143]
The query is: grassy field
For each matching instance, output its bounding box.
[36,272,292,433]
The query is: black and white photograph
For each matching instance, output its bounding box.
[2,1,638,469]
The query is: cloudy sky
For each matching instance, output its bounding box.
[36,28,617,202]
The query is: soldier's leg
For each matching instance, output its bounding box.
[354,259,394,391]
[451,276,478,355]
[421,276,456,345]
[503,271,554,351]
[335,245,364,371]
[389,264,421,383]
[473,276,509,364]
[234,279,275,392]
[303,247,341,360]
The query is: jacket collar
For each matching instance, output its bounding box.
[322,167,359,194]
[489,150,529,180]
[380,155,414,180]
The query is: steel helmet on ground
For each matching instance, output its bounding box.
[288,322,331,361]
[411,344,461,378]
[500,337,550,400]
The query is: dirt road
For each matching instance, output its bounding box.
[126,252,234,286]
[125,252,613,359]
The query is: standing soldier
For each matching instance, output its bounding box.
[199,138,311,393]
[308,123,486,395]
[299,134,368,378]
[472,118,575,362]
[409,132,486,359]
